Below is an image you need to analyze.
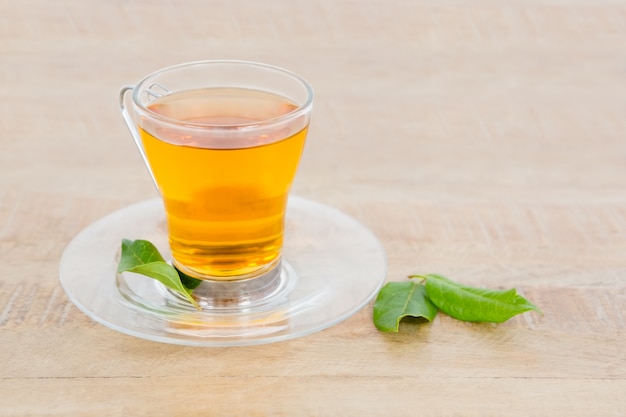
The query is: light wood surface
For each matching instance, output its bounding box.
[1,0,625,415]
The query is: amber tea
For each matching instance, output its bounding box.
[138,87,308,280]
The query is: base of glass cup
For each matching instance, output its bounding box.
[172,254,282,282]
[118,259,298,322]
[169,259,290,310]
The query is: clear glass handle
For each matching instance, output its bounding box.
[119,86,159,191]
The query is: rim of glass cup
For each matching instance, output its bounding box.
[131,60,314,131]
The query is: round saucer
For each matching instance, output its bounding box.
[59,196,387,347]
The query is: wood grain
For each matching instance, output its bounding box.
[1,0,625,415]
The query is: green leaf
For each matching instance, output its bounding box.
[421,274,541,323]
[373,281,438,332]
[117,239,165,272]
[118,239,200,309]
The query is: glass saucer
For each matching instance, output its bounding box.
[59,196,387,347]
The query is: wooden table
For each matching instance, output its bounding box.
[1,0,625,415]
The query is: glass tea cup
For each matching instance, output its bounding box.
[119,61,313,299]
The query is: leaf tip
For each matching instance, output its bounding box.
[188,296,201,310]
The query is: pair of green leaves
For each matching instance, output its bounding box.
[373,274,541,332]
[117,239,203,309]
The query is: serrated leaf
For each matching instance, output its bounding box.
[423,274,541,323]
[373,281,438,332]
[118,239,199,309]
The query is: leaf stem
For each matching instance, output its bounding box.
[408,274,428,284]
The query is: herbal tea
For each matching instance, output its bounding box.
[138,88,308,279]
